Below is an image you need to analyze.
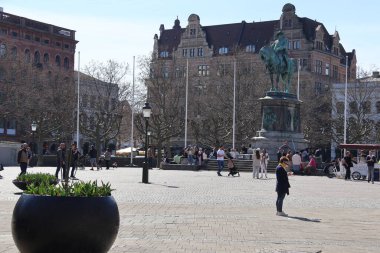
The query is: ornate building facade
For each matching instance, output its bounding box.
[150,3,357,148]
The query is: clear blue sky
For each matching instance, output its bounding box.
[2,0,379,79]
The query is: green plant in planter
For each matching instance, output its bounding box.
[25,180,113,197]
[13,173,58,191]
[16,173,57,184]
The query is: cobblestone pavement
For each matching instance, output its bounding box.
[1,166,379,252]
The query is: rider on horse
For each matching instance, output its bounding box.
[271,31,288,70]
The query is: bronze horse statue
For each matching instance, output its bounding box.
[259,45,295,93]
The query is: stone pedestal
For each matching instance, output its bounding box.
[251,91,308,160]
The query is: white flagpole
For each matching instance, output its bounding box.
[343,55,348,148]
[130,56,135,165]
[297,58,300,100]
[76,51,80,150]
[184,59,189,148]
[232,61,236,150]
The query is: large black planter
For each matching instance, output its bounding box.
[12,194,120,253]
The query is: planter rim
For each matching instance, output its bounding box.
[20,193,114,198]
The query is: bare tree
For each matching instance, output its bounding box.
[80,60,130,155]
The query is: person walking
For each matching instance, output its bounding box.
[216,145,225,176]
[89,145,97,171]
[69,143,80,179]
[252,148,261,179]
[260,149,269,178]
[55,143,67,181]
[342,151,356,180]
[17,143,29,176]
[366,150,376,184]
[275,156,291,217]
[104,148,111,170]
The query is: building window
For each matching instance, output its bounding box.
[25,34,31,40]
[217,64,231,76]
[325,63,330,76]
[34,51,40,64]
[336,102,344,114]
[162,67,169,78]
[198,65,209,76]
[0,44,7,58]
[292,40,300,49]
[0,118,4,134]
[64,44,69,49]
[160,51,169,58]
[349,101,358,114]
[189,48,195,57]
[197,48,203,57]
[44,39,50,44]
[175,66,185,78]
[284,19,292,27]
[182,49,187,57]
[0,28,7,35]
[55,55,61,67]
[55,42,61,47]
[314,82,322,94]
[63,57,69,70]
[82,95,88,107]
[24,49,31,63]
[332,65,338,79]
[35,37,40,42]
[90,95,96,108]
[218,47,228,55]
[43,53,49,63]
[315,41,323,50]
[245,44,255,53]
[376,101,380,113]
[190,29,196,35]
[333,47,339,55]
[6,119,16,135]
[363,101,371,114]
[315,60,322,74]
[12,31,18,37]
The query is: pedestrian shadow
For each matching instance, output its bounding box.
[287,216,321,223]
[14,192,23,195]
[151,183,180,189]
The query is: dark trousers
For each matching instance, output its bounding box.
[345,166,351,180]
[19,162,27,176]
[70,162,77,177]
[217,160,224,173]
[105,160,110,170]
[276,192,286,212]
[56,163,67,180]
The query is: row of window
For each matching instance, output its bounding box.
[0,119,16,136]
[336,101,380,114]
[160,44,258,59]
[0,28,71,49]
[315,59,339,78]
[81,95,117,110]
[315,40,339,55]
[0,43,70,69]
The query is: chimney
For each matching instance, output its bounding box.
[373,71,380,78]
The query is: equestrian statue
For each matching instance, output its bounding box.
[259,31,295,93]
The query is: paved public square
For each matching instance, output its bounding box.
[0,166,379,253]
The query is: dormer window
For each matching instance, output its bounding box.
[160,51,169,58]
[245,45,255,53]
[190,28,196,35]
[219,47,228,55]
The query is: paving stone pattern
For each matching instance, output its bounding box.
[0,166,379,252]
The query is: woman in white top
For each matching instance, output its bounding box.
[260,149,269,178]
[252,149,261,179]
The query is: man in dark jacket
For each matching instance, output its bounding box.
[17,143,29,176]
[55,143,67,181]
[276,156,291,216]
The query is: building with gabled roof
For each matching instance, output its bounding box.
[150,3,357,149]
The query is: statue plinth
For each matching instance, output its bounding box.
[251,91,308,159]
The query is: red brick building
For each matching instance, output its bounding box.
[150,3,356,147]
[0,7,77,141]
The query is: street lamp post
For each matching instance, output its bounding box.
[31,121,37,154]
[142,102,152,184]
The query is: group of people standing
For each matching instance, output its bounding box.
[251,148,269,179]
